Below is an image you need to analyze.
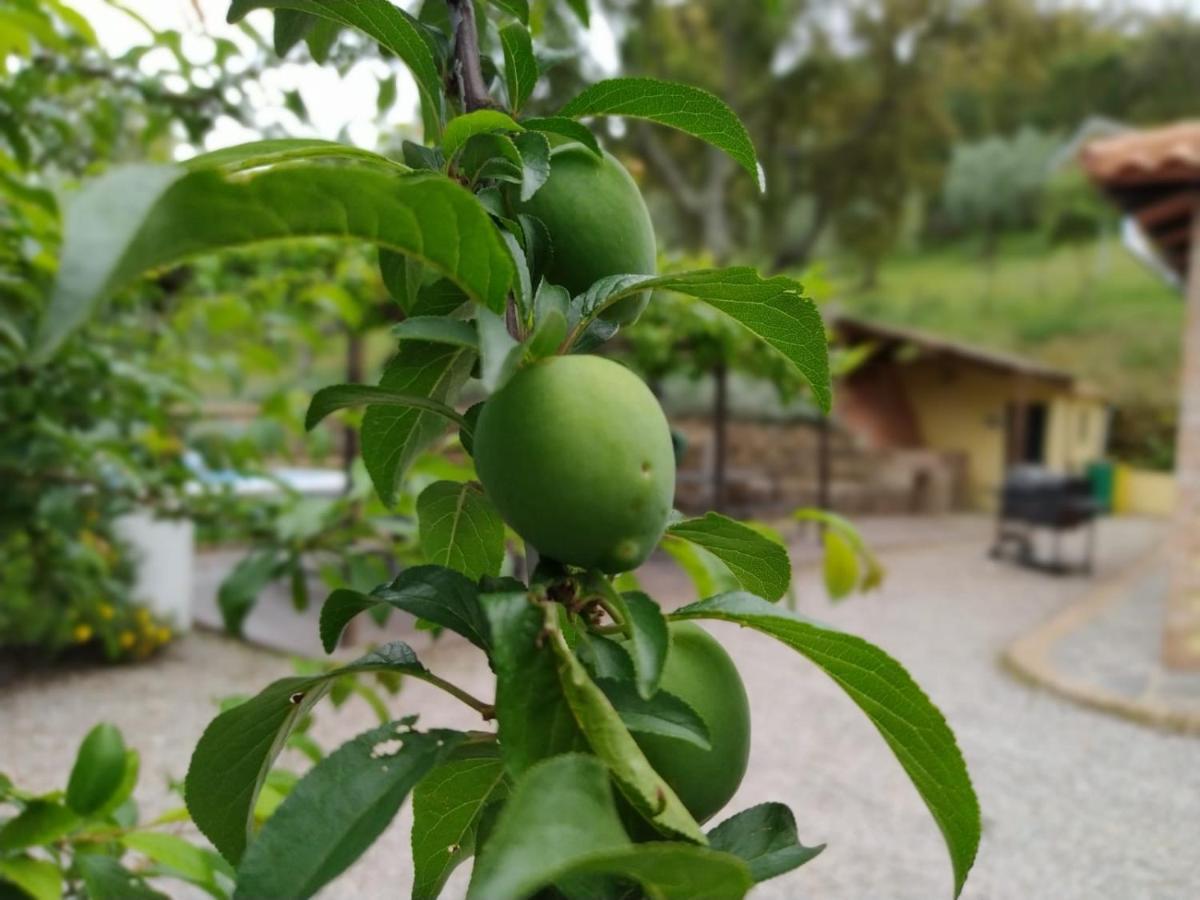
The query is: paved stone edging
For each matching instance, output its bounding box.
[1002,543,1200,734]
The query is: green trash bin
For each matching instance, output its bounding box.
[1086,460,1114,513]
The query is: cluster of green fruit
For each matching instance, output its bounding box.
[473,145,751,824]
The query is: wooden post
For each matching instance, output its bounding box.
[1165,205,1200,668]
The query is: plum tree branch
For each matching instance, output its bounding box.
[447,0,494,111]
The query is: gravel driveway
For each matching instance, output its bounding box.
[2,515,1194,899]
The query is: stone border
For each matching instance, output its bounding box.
[1002,545,1200,734]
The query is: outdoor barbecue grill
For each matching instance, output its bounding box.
[990,466,1099,574]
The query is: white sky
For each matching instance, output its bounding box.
[65,0,619,156]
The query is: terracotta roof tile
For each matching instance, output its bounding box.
[1080,122,1200,185]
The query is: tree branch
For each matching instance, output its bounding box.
[448,0,494,111]
[636,125,705,214]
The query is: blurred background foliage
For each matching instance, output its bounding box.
[2,0,1197,660]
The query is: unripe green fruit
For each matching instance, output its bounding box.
[473,355,674,573]
[511,143,656,324]
[633,622,751,823]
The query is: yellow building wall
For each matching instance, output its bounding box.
[1114,464,1175,516]
[897,359,1109,510]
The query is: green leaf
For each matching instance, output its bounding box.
[607,590,667,699]
[392,316,479,350]
[0,857,61,900]
[75,857,165,900]
[305,384,469,433]
[488,0,529,24]
[520,116,601,156]
[660,533,739,599]
[443,110,524,159]
[796,507,885,593]
[667,513,791,602]
[217,549,284,635]
[822,528,859,600]
[546,623,704,842]
[597,679,711,750]
[185,138,408,174]
[672,593,981,896]
[306,17,340,64]
[412,755,509,900]
[233,725,461,900]
[500,24,537,113]
[513,131,551,201]
[65,724,125,816]
[417,481,507,582]
[563,0,589,26]
[228,1,443,137]
[0,802,77,851]
[560,77,759,188]
[481,593,585,777]
[474,308,524,393]
[458,133,523,185]
[272,9,312,55]
[575,631,635,682]
[120,832,219,888]
[362,342,475,506]
[377,73,398,113]
[320,565,490,653]
[467,755,752,900]
[35,166,513,359]
[578,269,830,411]
[95,750,139,819]
[707,803,823,883]
[185,643,429,864]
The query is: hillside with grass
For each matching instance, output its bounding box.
[830,235,1183,409]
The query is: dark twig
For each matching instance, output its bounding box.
[447,0,494,111]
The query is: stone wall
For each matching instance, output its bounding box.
[670,415,968,518]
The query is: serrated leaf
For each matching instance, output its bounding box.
[707,803,823,883]
[0,857,62,900]
[667,513,791,602]
[371,565,490,651]
[305,384,468,433]
[598,680,711,750]
[228,0,443,137]
[481,593,585,777]
[186,138,407,174]
[488,0,529,23]
[186,642,429,864]
[272,9,313,55]
[500,23,537,112]
[392,316,478,350]
[233,725,461,900]
[607,590,667,699]
[75,857,165,900]
[520,116,601,156]
[575,630,635,682]
[417,481,506,581]
[577,268,830,411]
[546,623,704,842]
[35,166,513,359]
[66,724,125,815]
[362,342,475,506]
[513,131,551,201]
[443,110,524,159]
[458,132,524,185]
[560,77,759,188]
[0,802,78,851]
[412,755,509,900]
[673,593,980,896]
[467,755,752,900]
[660,534,739,599]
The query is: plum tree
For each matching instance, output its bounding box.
[511,143,657,324]
[473,354,675,573]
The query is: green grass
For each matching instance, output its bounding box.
[829,234,1183,406]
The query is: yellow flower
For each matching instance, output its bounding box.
[156,626,172,644]
[98,604,115,620]
[72,624,93,643]
[119,631,136,650]
[135,608,151,625]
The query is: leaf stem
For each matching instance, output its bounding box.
[447,0,494,112]
[421,670,495,720]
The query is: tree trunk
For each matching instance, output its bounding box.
[1164,206,1200,668]
[712,361,728,513]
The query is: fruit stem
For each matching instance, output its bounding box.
[447,0,494,112]
[422,670,495,720]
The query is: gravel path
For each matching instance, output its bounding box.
[3,515,1194,899]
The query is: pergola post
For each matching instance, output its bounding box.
[1164,205,1200,668]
